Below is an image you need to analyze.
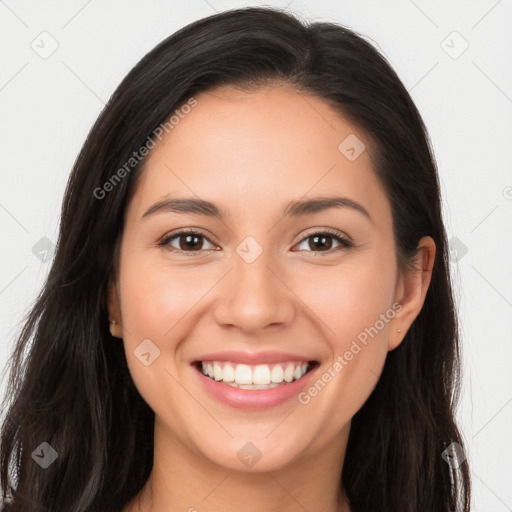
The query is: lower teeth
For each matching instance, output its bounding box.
[224,382,284,389]
[202,375,296,389]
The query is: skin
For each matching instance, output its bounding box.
[109,83,435,512]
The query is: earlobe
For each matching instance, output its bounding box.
[388,236,436,351]
[107,279,123,338]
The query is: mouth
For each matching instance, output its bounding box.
[192,360,319,390]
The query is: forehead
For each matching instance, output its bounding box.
[127,84,391,225]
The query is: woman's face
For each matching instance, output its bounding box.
[109,84,430,472]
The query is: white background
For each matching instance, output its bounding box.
[1,1,511,510]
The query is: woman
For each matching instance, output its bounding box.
[0,6,471,512]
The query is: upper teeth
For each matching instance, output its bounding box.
[201,361,310,385]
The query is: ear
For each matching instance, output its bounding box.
[388,236,436,351]
[107,278,123,338]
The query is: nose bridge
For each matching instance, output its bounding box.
[213,238,295,331]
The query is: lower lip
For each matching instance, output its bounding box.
[193,363,318,410]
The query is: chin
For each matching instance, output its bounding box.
[195,432,306,473]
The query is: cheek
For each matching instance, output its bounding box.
[116,251,202,405]
[117,273,213,440]
[292,254,396,417]
[294,253,397,346]
[119,251,201,342]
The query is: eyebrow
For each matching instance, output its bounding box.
[141,195,372,223]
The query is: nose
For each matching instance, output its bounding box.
[212,249,296,333]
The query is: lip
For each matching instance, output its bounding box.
[191,350,314,365]
[193,360,319,410]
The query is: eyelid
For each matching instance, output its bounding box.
[158,227,219,252]
[159,226,354,255]
[295,227,353,246]
[292,227,353,253]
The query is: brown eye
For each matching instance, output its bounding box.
[295,229,353,254]
[307,234,334,251]
[176,233,205,251]
[161,230,216,254]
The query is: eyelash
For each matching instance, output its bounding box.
[158,227,354,257]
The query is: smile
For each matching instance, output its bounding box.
[197,360,312,389]
[192,358,319,409]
